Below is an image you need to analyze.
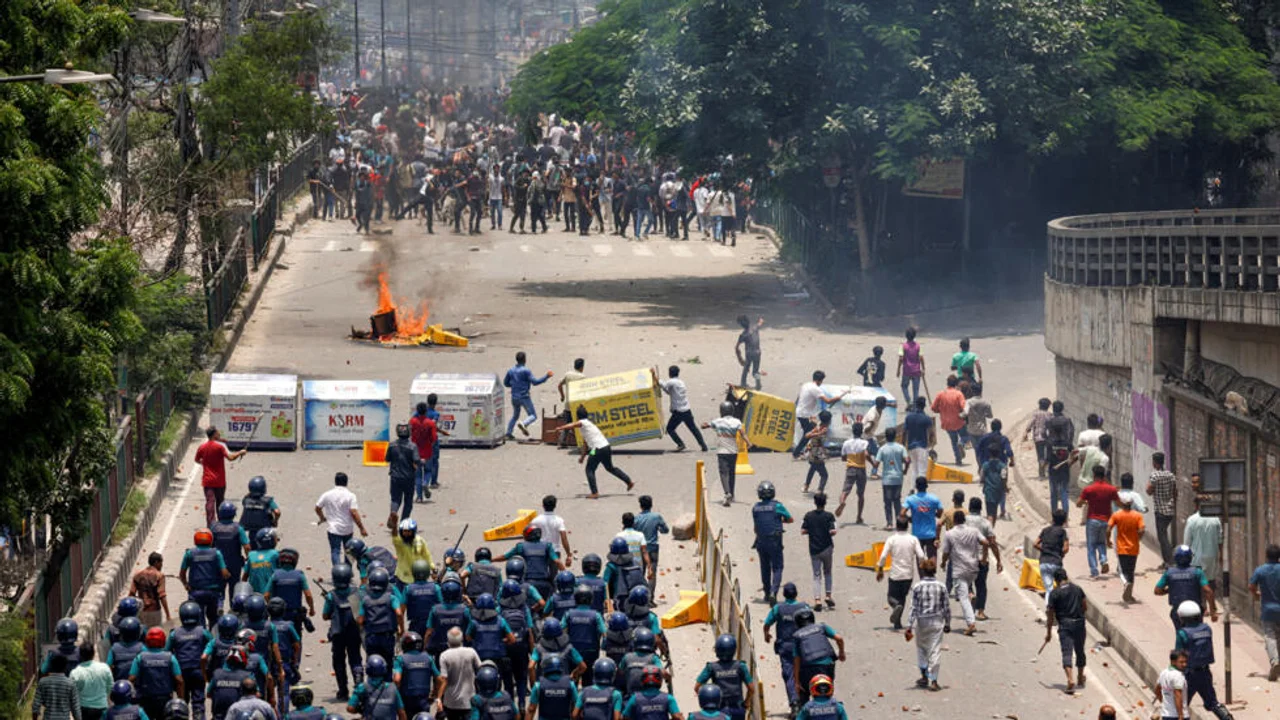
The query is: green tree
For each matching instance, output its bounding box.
[1,1,143,542]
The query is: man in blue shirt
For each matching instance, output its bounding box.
[874,428,908,530]
[902,397,935,485]
[633,496,670,596]
[504,351,552,440]
[1249,543,1280,681]
[902,477,942,558]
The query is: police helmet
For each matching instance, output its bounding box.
[441,579,463,604]
[473,593,498,619]
[111,680,135,705]
[145,627,167,649]
[607,612,629,633]
[411,559,431,582]
[118,616,142,643]
[401,631,424,652]
[505,557,526,581]
[794,607,816,628]
[247,476,267,495]
[266,597,287,618]
[231,588,250,616]
[289,686,314,709]
[698,684,723,711]
[542,618,564,638]
[581,553,602,574]
[541,655,565,676]
[117,597,142,617]
[757,481,776,501]
[193,529,214,547]
[1177,600,1203,619]
[641,665,663,689]
[500,579,524,600]
[714,633,737,661]
[719,401,736,418]
[1174,545,1194,568]
[365,653,389,678]
[278,548,299,568]
[244,594,267,621]
[367,568,391,592]
[344,538,367,559]
[555,570,577,594]
[593,657,617,685]
[475,547,493,562]
[608,537,629,556]
[235,628,258,647]
[782,582,798,600]
[225,645,248,669]
[573,584,594,606]
[627,585,650,608]
[446,548,466,566]
[809,674,834,698]
[216,613,242,639]
[255,528,277,549]
[631,627,656,653]
[54,618,79,644]
[476,664,501,695]
[179,601,203,628]
[332,563,354,589]
[163,699,191,720]
[217,501,238,522]
[522,525,543,543]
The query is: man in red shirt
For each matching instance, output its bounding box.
[1076,464,1120,578]
[195,426,245,526]
[409,404,438,503]
[931,376,969,465]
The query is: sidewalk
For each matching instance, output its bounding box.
[1007,417,1273,719]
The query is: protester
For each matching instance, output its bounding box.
[196,426,246,527]
[69,645,112,720]
[896,328,926,405]
[1147,451,1179,567]
[1248,543,1280,681]
[800,493,837,610]
[657,366,708,453]
[1045,568,1088,693]
[1184,496,1223,618]
[874,428,908,529]
[931,377,968,465]
[558,406,635,499]
[129,551,170,628]
[792,372,846,460]
[875,518,923,630]
[1109,492,1145,603]
[802,411,832,495]
[314,471,369,565]
[704,402,747,506]
[1076,464,1119,577]
[904,559,947,691]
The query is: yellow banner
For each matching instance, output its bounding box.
[567,369,664,447]
[732,386,797,453]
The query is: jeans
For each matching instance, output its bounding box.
[883,484,903,527]
[793,417,816,458]
[1155,513,1176,564]
[717,454,737,500]
[1039,562,1060,608]
[810,547,833,597]
[888,578,912,627]
[900,376,921,405]
[415,458,436,496]
[327,532,352,565]
[633,208,651,238]
[667,410,707,450]
[805,463,829,492]
[946,428,968,462]
[756,536,784,596]
[1085,519,1108,575]
[489,198,503,227]
[1263,619,1280,667]
[1049,472,1071,515]
[954,575,976,625]
[585,446,631,494]
[777,651,797,705]
[1058,618,1086,668]
[390,480,415,521]
[507,396,537,436]
[740,352,762,388]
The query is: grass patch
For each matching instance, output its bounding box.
[111,488,149,545]
[144,410,189,476]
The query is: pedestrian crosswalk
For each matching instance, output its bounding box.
[315,236,737,258]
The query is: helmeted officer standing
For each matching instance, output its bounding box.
[347,654,407,720]
[790,608,845,708]
[181,528,231,627]
[240,476,281,550]
[1175,601,1234,719]
[577,658,623,720]
[322,563,363,701]
[1156,544,1214,629]
[504,525,563,600]
[693,635,753,720]
[425,578,471,666]
[359,567,403,664]
[528,655,578,720]
[576,554,609,613]
[166,602,210,719]
[108,616,146,681]
[265,547,316,636]
[129,626,184,719]
[404,559,442,636]
[566,585,607,671]
[210,501,251,607]
[500,579,536,711]
[472,664,519,720]
[42,618,81,675]
[751,482,793,605]
[392,631,439,718]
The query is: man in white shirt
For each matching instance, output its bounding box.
[876,517,925,630]
[528,494,573,564]
[1156,650,1188,720]
[557,406,634,499]
[436,627,480,718]
[703,401,748,506]
[656,365,708,453]
[793,370,847,459]
[314,472,368,565]
[616,513,647,557]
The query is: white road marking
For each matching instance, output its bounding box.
[322,240,340,252]
[632,245,654,257]
[669,245,693,257]
[592,244,613,257]
[359,240,377,252]
[707,245,734,258]
[154,452,200,554]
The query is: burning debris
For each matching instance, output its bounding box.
[350,272,469,348]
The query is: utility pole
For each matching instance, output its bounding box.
[406,0,412,84]
[379,0,388,88]
[354,0,361,83]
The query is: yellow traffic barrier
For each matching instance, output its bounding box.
[735,435,754,476]
[844,541,885,568]
[362,440,389,467]
[1019,558,1044,592]
[484,509,538,541]
[409,324,469,347]
[926,458,973,483]
[660,590,710,629]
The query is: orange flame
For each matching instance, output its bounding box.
[374,272,430,340]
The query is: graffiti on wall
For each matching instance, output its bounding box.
[1130,390,1171,506]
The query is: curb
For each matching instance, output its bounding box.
[752,224,838,324]
[1008,416,1216,720]
[71,193,313,647]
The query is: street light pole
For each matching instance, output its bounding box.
[406,0,412,85]
[354,0,361,83]
[379,0,388,88]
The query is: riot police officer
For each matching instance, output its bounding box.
[265,547,315,635]
[210,501,251,606]
[41,618,80,675]
[108,616,146,681]
[621,667,682,720]
[180,528,231,626]
[244,529,280,595]
[686,685,726,720]
[603,539,645,612]
[566,585,606,671]
[1176,601,1234,720]
[1156,545,1214,629]
[322,563,364,701]
[500,579,536,711]
[167,601,210,719]
[404,559,442,636]
[472,663,519,720]
[107,597,142,646]
[505,557,547,614]
[202,614,241,683]
[790,608,844,707]
[241,476,280,550]
[347,654,406,720]
[618,629,665,700]
[505,525,563,600]
[466,547,505,604]
[267,597,303,714]
[602,613,632,669]
[545,570,579,621]
[529,655,579,720]
[577,658,623,720]
[106,680,147,720]
[424,578,471,665]
[751,482,792,605]
[620,587,666,656]
[576,554,609,614]
[129,627,184,719]
[468,593,517,669]
[359,567,403,663]
[795,675,846,720]
[530,618,587,685]
[693,635,753,720]
[393,632,439,718]
[207,647,253,720]
[284,686,326,720]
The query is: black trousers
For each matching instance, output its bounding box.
[586,446,632,494]
[667,410,707,450]
[531,204,548,232]
[469,199,483,232]
[510,201,527,231]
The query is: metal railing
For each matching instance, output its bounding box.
[694,461,765,720]
[1048,208,1280,289]
[204,228,249,330]
[132,385,175,476]
[252,137,322,267]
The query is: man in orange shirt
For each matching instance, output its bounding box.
[931,376,969,465]
[1108,497,1146,603]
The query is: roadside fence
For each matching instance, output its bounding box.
[694,460,766,720]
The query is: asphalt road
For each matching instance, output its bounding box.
[131,210,1157,718]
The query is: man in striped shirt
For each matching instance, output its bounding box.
[33,653,81,720]
[903,559,948,692]
[1146,452,1178,567]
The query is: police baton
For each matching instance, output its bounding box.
[434,524,470,582]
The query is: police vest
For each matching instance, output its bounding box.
[168,626,206,672]
[579,686,617,720]
[429,604,469,649]
[362,681,402,720]
[631,691,673,720]
[209,668,253,715]
[608,555,644,597]
[363,591,397,634]
[752,502,782,537]
[794,624,835,665]
[522,542,553,582]
[603,628,630,658]
[500,600,530,636]
[566,608,602,653]
[621,652,656,696]
[245,619,274,660]
[271,619,297,664]
[1183,622,1215,667]
[110,641,143,680]
[327,589,358,638]
[240,494,274,532]
[399,650,436,698]
[246,651,269,689]
[210,521,246,568]
[576,575,608,612]
[688,712,724,720]
[1164,566,1201,607]
[47,644,80,674]
[536,674,575,720]
[800,700,842,719]
[549,593,576,621]
[772,602,804,652]
[208,638,234,675]
[405,581,442,629]
[478,692,518,720]
[286,709,327,720]
[471,614,507,659]
[187,546,222,590]
[134,650,176,697]
[467,563,503,601]
[271,568,306,609]
[105,706,145,720]
[707,660,745,707]
[365,546,397,572]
